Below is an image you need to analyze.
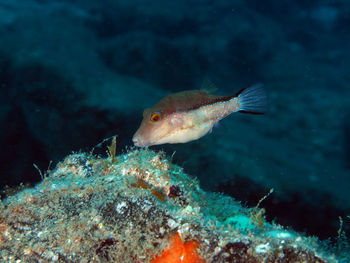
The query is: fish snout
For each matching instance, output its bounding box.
[132,136,140,147]
[132,135,148,147]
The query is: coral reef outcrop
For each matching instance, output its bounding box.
[0,149,339,262]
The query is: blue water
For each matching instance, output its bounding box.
[0,0,349,244]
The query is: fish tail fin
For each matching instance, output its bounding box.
[236,83,267,114]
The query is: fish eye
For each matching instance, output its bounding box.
[150,112,161,122]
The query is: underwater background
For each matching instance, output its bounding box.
[0,0,349,246]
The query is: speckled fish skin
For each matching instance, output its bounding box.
[133,84,267,147]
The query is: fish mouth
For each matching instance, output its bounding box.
[133,129,168,147]
[132,135,149,147]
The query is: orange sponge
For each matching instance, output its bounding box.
[151,232,205,263]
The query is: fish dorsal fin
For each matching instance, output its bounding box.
[146,90,218,115]
[200,77,218,94]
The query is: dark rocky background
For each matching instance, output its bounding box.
[0,0,349,242]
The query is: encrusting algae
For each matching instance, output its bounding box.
[0,148,341,262]
[151,232,205,263]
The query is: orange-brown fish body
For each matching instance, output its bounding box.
[133,84,266,147]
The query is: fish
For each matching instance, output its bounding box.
[132,83,267,147]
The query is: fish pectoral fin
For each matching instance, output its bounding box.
[170,116,184,127]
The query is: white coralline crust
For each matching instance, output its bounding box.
[255,243,270,254]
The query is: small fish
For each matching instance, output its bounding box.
[133,83,267,147]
